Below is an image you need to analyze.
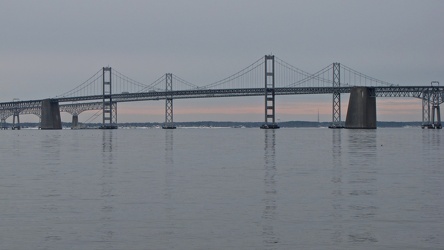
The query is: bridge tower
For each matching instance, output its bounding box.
[431,81,442,129]
[422,82,442,129]
[12,111,20,130]
[11,99,21,130]
[163,73,176,129]
[101,67,117,129]
[329,62,344,128]
[261,55,279,129]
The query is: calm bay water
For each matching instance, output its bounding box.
[0,128,442,249]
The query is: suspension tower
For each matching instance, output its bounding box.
[329,63,344,128]
[12,111,20,130]
[163,73,176,129]
[261,55,279,129]
[12,98,20,130]
[101,67,117,129]
[430,81,442,129]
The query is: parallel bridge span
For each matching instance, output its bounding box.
[49,86,444,102]
[1,86,442,128]
[0,55,442,129]
[2,86,442,107]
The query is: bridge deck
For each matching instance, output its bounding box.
[1,86,443,111]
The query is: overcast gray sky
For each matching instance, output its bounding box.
[1,0,443,122]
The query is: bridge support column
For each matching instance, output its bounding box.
[261,55,279,129]
[163,73,176,129]
[1,118,7,130]
[41,99,62,129]
[431,105,442,129]
[12,111,20,130]
[345,87,376,129]
[71,113,79,129]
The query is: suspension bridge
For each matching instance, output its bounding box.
[1,55,442,130]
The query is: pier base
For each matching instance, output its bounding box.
[162,126,177,129]
[41,99,62,130]
[260,124,280,129]
[345,87,377,129]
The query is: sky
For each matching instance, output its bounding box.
[1,0,443,123]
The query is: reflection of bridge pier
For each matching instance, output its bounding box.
[99,130,116,247]
[345,130,379,244]
[262,130,279,246]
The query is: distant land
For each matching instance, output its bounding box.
[8,121,424,129]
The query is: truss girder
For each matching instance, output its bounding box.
[60,102,104,115]
[0,86,443,111]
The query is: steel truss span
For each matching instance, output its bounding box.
[1,86,443,112]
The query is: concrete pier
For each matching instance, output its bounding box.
[345,87,377,129]
[41,99,62,129]
[71,114,79,129]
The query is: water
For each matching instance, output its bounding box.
[0,128,442,250]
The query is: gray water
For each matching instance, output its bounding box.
[0,128,442,250]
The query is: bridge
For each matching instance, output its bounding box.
[1,55,442,130]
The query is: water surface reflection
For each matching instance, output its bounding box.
[346,130,378,244]
[330,129,344,244]
[262,130,279,248]
[100,130,115,248]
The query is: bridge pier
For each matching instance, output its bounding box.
[431,105,442,129]
[41,99,62,129]
[1,118,7,130]
[71,113,79,129]
[345,87,377,129]
[12,111,20,130]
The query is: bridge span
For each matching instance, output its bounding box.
[0,55,442,129]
